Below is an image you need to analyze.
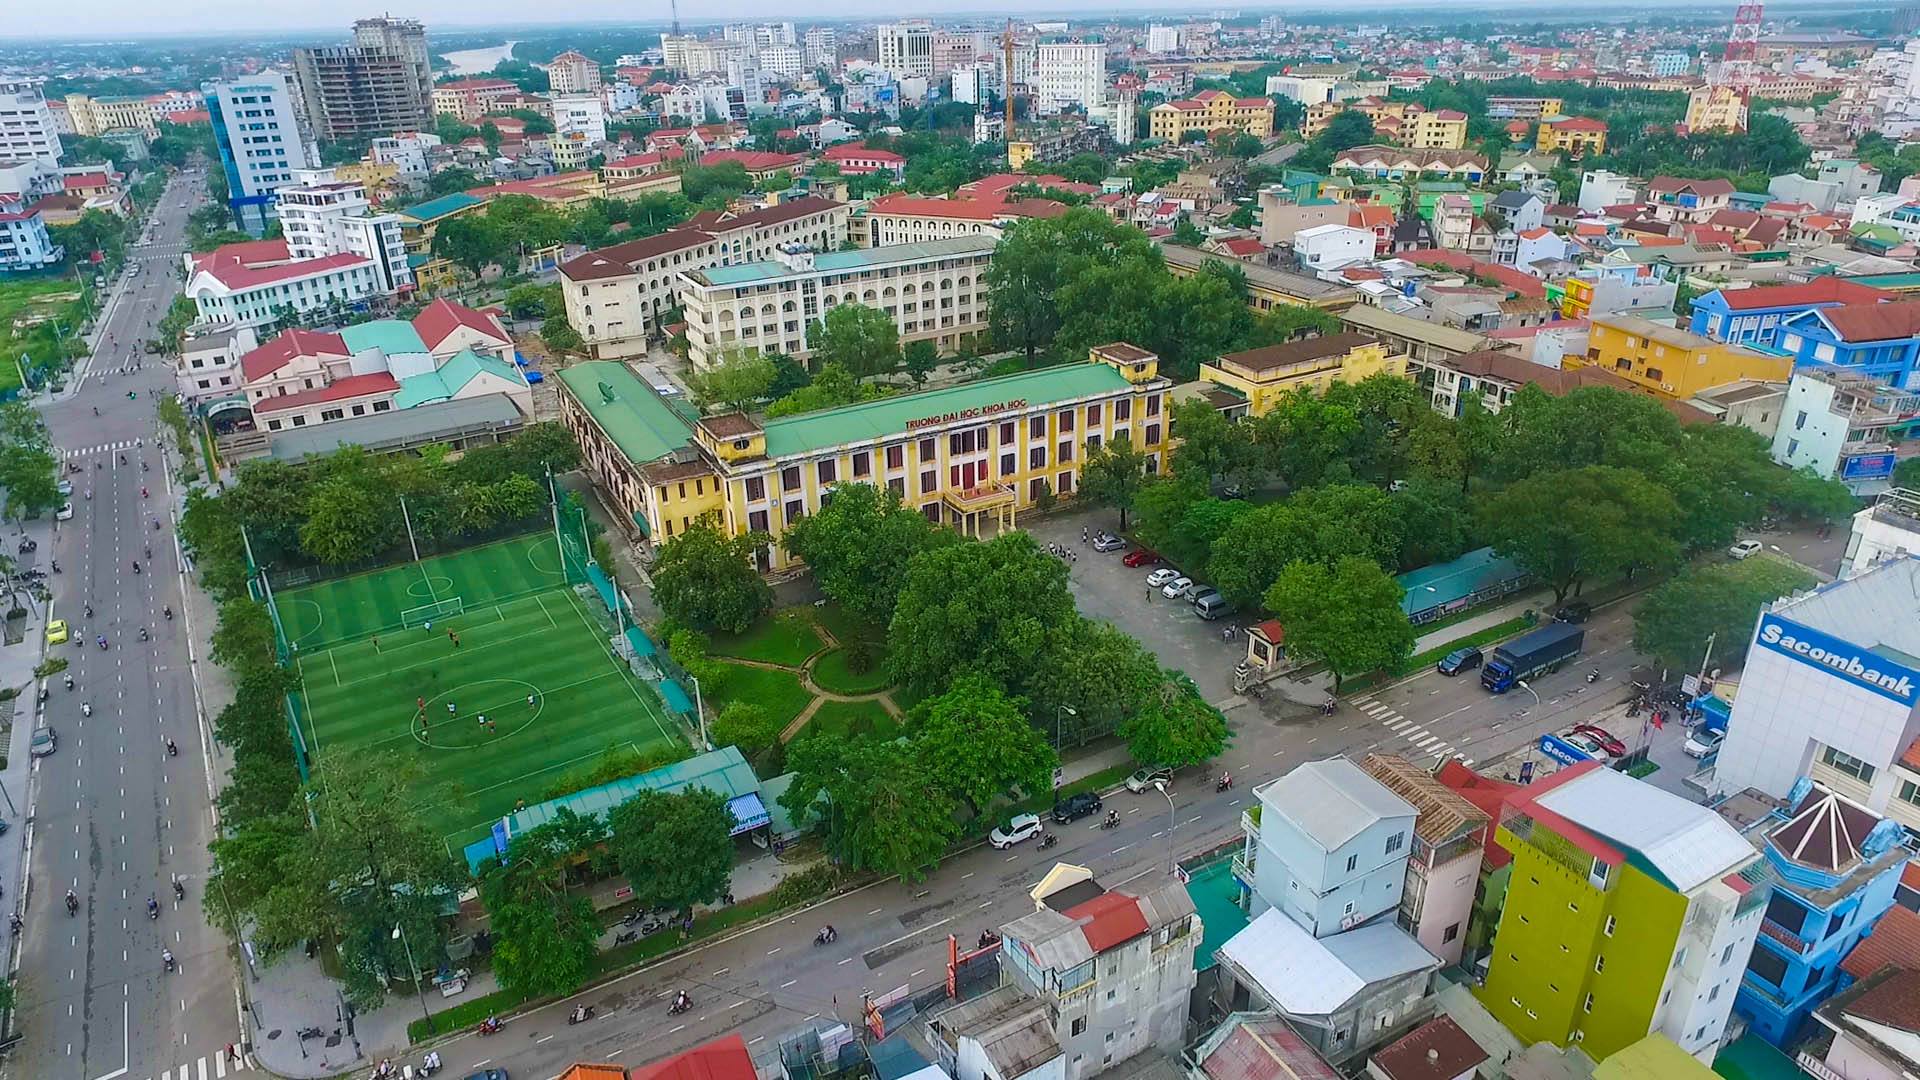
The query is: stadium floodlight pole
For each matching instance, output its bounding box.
[398,495,430,603]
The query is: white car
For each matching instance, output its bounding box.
[55,504,73,521]
[1562,734,1608,760]
[989,813,1044,850]
[1125,767,1172,794]
[1146,568,1179,588]
[1162,576,1193,599]
[1684,728,1726,759]
[1728,539,1763,560]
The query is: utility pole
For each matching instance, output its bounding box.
[1003,20,1016,153]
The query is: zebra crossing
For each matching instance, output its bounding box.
[61,439,145,460]
[1353,695,1474,766]
[148,1049,253,1080]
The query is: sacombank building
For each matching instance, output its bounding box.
[1711,556,1920,835]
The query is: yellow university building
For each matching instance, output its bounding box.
[557,345,1173,572]
[1197,333,1407,417]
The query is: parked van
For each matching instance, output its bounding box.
[1192,590,1229,620]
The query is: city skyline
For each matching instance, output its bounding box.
[3,0,1808,41]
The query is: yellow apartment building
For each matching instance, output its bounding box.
[1573,315,1794,400]
[1535,116,1609,156]
[1197,332,1407,416]
[1148,90,1276,141]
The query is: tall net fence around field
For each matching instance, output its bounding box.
[570,559,702,748]
[259,517,551,596]
[251,562,313,783]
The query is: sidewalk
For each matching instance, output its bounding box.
[1,515,55,981]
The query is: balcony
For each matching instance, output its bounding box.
[1796,1049,1847,1080]
[1231,850,1257,888]
[1758,918,1815,956]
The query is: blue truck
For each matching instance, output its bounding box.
[1481,622,1585,694]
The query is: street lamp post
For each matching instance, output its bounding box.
[1153,780,1176,875]
[392,924,434,1034]
[689,673,708,751]
[1516,679,1541,709]
[1054,705,1076,789]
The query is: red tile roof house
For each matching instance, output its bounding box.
[235,298,524,437]
[820,141,906,180]
[698,149,808,182]
[183,238,382,331]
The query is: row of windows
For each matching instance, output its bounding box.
[262,398,392,431]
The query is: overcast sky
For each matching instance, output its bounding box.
[8,0,1718,40]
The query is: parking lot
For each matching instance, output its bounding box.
[1021,509,1325,712]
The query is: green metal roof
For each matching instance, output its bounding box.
[462,746,762,872]
[1600,1035,1716,1079]
[399,192,486,225]
[340,319,426,356]
[555,360,696,464]
[1846,271,1920,290]
[1395,546,1528,615]
[693,235,998,287]
[761,362,1132,459]
[393,350,522,409]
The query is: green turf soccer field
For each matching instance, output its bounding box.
[278,534,682,852]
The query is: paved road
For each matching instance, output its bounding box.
[391,599,1662,1080]
[7,169,243,1080]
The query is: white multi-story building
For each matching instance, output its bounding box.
[877,21,935,80]
[1577,169,1639,213]
[551,94,608,146]
[1710,555,1920,843]
[274,168,412,294]
[726,55,764,115]
[1293,223,1375,273]
[185,239,381,329]
[1841,488,1920,578]
[951,62,1001,106]
[370,131,440,182]
[0,82,63,165]
[659,84,707,124]
[546,50,602,95]
[803,27,837,70]
[757,45,805,80]
[176,322,259,405]
[1771,367,1917,494]
[0,199,62,273]
[678,235,994,370]
[205,73,314,234]
[1146,25,1184,54]
[1032,42,1107,115]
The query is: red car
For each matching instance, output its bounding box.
[1571,725,1626,757]
[1122,548,1161,568]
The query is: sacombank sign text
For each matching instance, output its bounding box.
[1756,615,1920,707]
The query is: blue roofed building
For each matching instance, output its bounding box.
[1395,546,1530,625]
[1730,779,1909,1048]
[462,746,795,874]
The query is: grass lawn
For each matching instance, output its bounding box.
[0,277,88,393]
[810,647,893,695]
[712,662,813,731]
[806,698,900,740]
[812,602,883,647]
[291,564,680,854]
[710,611,823,667]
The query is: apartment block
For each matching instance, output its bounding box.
[877,21,935,80]
[431,79,517,123]
[274,167,412,293]
[64,94,158,137]
[0,82,64,165]
[1478,762,1766,1063]
[546,51,602,95]
[679,236,994,370]
[558,196,850,359]
[1574,315,1794,401]
[1032,41,1106,115]
[0,199,62,273]
[205,74,314,234]
[293,17,433,142]
[1148,90,1275,141]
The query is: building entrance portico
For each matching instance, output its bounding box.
[942,483,1017,538]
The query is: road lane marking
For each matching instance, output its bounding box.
[868,908,883,915]
[875,915,951,951]
[781,979,797,988]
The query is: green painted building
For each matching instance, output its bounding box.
[1477,762,1768,1065]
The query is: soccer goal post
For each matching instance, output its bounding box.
[401,596,464,627]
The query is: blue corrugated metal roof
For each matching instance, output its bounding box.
[464,745,762,873]
[1395,546,1529,615]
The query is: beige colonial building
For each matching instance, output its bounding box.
[557,196,850,360]
[677,235,995,371]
